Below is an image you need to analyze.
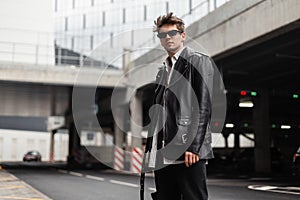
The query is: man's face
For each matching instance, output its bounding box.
[158,24,186,55]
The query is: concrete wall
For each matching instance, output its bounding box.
[132,0,300,85]
[188,0,300,56]
[0,129,68,161]
[0,0,55,65]
[0,63,124,87]
[0,83,69,117]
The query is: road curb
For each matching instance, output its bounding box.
[0,169,53,200]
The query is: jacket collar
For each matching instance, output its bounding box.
[154,47,196,99]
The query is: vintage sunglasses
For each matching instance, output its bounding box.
[157,30,183,39]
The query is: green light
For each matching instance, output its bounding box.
[293,94,299,99]
[251,91,257,96]
[244,123,248,128]
[271,124,276,128]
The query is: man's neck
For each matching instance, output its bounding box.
[167,46,184,58]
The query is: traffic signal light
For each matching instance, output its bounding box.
[251,91,257,96]
[240,90,257,96]
[240,90,247,96]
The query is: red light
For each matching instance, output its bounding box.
[298,125,300,129]
[214,122,219,127]
[240,91,247,96]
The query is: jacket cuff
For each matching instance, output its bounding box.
[187,145,200,155]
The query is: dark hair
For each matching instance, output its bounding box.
[153,12,185,32]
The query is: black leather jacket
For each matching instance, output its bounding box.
[146,47,214,160]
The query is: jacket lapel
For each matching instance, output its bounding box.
[168,47,193,87]
[154,67,167,104]
[154,47,194,100]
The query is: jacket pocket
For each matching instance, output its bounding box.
[162,117,191,161]
[175,117,191,145]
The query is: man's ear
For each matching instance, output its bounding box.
[181,32,186,42]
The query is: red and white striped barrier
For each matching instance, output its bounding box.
[131,147,143,173]
[114,147,124,171]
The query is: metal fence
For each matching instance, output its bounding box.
[0,40,113,68]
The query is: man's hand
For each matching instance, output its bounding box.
[185,151,199,167]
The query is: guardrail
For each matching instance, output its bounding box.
[0,40,54,66]
[0,40,109,68]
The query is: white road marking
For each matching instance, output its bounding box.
[85,175,105,181]
[248,185,300,195]
[69,171,83,177]
[248,185,278,190]
[109,180,138,188]
[148,187,156,192]
[57,169,146,189]
[286,187,300,191]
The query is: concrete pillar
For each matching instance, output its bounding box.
[234,116,241,150]
[234,131,240,149]
[65,87,75,165]
[123,48,132,74]
[67,122,81,167]
[114,106,125,148]
[49,86,56,162]
[253,88,271,174]
[130,91,143,147]
[49,130,57,162]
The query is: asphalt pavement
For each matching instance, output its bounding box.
[0,162,299,200]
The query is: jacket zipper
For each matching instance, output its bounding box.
[162,66,168,148]
[162,90,166,148]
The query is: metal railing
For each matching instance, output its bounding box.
[0,40,55,66]
[0,40,114,68]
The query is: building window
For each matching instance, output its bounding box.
[131,30,134,46]
[166,2,169,13]
[144,5,147,21]
[55,0,58,12]
[72,0,75,9]
[90,35,94,50]
[111,0,113,3]
[83,14,86,29]
[122,8,126,24]
[91,0,94,6]
[110,32,113,48]
[71,37,75,50]
[65,17,68,31]
[102,11,106,26]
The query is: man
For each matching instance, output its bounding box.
[145,12,214,200]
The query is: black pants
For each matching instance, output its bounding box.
[154,160,208,200]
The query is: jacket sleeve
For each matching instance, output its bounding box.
[187,55,214,155]
[145,68,166,152]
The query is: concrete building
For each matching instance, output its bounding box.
[0,0,62,161]
[54,0,230,68]
[0,0,55,65]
